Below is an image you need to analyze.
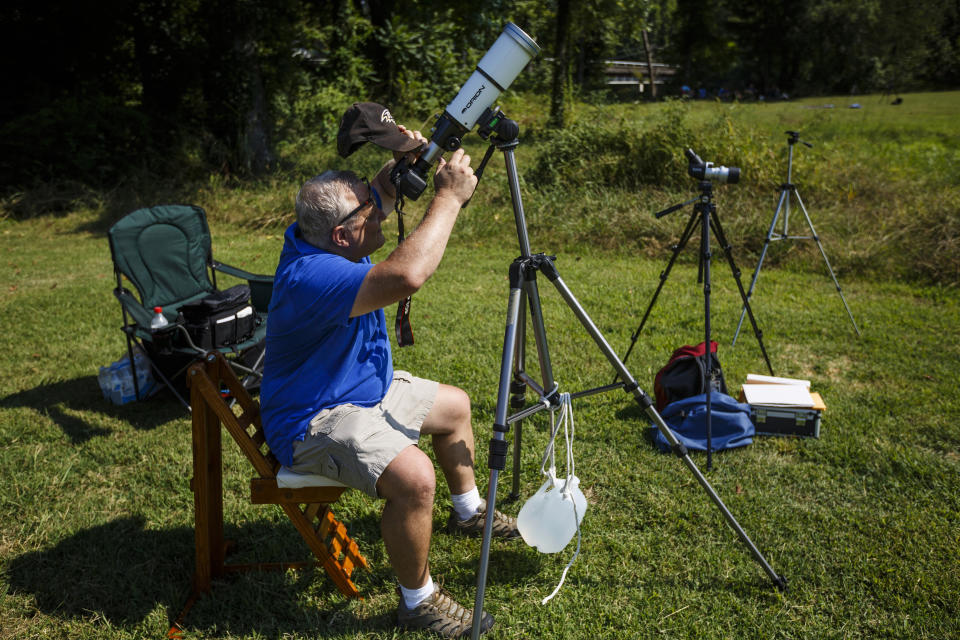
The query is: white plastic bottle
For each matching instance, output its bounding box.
[151,306,170,330]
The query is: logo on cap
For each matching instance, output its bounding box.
[380,109,396,125]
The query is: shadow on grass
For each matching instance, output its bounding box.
[4,515,391,638]
[456,547,544,587]
[0,375,186,444]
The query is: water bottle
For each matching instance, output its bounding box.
[106,360,131,405]
[132,350,156,397]
[108,368,123,406]
[98,349,156,405]
[118,362,135,404]
[151,306,170,330]
[97,365,113,401]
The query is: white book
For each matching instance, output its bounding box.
[741,383,815,408]
[744,373,811,388]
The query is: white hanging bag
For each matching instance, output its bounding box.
[516,392,587,603]
[517,469,586,553]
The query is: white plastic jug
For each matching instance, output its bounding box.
[517,469,587,554]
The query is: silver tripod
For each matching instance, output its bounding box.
[470,110,785,639]
[733,131,860,345]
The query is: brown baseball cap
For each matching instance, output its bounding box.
[337,102,423,158]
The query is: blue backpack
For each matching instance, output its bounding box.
[651,393,754,453]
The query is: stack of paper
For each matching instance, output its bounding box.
[744,373,810,388]
[740,374,825,410]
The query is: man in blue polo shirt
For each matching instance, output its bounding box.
[261,112,517,638]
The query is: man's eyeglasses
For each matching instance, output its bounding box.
[339,177,382,227]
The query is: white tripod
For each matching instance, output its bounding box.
[733,131,861,345]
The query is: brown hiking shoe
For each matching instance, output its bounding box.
[397,585,494,638]
[446,499,520,539]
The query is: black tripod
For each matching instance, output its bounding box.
[619,150,774,470]
[469,117,785,639]
[732,131,860,345]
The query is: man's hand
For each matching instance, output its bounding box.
[395,125,427,164]
[433,148,478,208]
[373,125,427,209]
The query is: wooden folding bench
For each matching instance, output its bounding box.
[168,351,368,638]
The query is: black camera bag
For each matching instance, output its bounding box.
[653,341,728,410]
[178,284,256,350]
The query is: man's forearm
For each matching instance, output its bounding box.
[350,148,475,318]
[348,190,463,318]
[384,192,461,289]
[373,160,398,212]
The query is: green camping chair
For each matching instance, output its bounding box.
[108,204,272,409]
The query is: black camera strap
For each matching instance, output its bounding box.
[393,193,414,347]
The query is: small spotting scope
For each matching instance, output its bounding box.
[686,148,740,184]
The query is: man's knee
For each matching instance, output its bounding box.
[449,386,471,424]
[433,384,472,430]
[404,463,436,505]
[379,446,436,503]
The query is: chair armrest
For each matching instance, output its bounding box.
[212,260,274,313]
[114,287,153,328]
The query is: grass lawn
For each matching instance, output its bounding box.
[1,199,958,639]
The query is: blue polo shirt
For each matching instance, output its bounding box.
[260,222,393,467]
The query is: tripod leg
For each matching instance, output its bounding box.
[710,210,775,376]
[509,293,529,501]
[539,257,786,591]
[734,189,786,346]
[473,258,561,639]
[700,203,714,471]
[793,190,861,336]
[473,264,525,639]
[618,208,700,377]
[509,386,524,501]
[523,267,558,391]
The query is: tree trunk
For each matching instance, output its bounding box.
[242,62,274,175]
[362,0,398,103]
[642,28,657,99]
[549,0,572,128]
[200,0,275,176]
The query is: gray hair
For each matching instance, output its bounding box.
[295,170,363,249]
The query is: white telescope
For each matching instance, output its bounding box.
[392,22,540,199]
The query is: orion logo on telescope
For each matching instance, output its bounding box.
[462,85,486,114]
[686,148,740,184]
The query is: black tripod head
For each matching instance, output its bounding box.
[786,130,813,148]
[477,106,519,143]
[473,107,519,184]
[465,107,521,209]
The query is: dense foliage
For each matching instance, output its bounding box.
[1,0,957,186]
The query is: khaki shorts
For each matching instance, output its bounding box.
[290,371,438,498]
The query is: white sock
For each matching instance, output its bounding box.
[401,575,435,609]
[451,487,483,521]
